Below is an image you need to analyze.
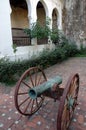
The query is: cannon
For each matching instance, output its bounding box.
[14,66,79,130]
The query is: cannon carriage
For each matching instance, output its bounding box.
[14,66,79,130]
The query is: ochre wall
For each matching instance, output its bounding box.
[11,6,46,28]
[11,7,29,28]
[37,8,46,26]
[52,9,58,29]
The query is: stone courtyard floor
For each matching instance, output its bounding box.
[0,57,86,130]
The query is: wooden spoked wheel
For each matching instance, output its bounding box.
[57,73,79,130]
[14,67,47,116]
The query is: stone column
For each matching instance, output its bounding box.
[26,0,37,45]
[46,12,53,44]
[58,9,62,30]
[0,0,13,58]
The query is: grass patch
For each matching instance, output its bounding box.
[75,54,86,57]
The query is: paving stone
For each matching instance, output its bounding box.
[0,58,86,130]
[78,115,84,124]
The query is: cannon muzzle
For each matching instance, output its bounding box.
[28,76,62,99]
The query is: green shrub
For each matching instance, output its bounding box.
[24,18,51,39]
[62,42,78,57]
[0,37,78,84]
[50,29,60,44]
[78,43,86,54]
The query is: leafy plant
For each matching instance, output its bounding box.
[50,29,69,47]
[77,43,86,55]
[12,43,17,61]
[24,29,31,38]
[24,18,51,39]
[50,29,60,44]
[0,38,78,84]
[12,44,17,54]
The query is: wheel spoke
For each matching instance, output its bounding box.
[19,97,30,107]
[29,73,35,87]
[22,81,31,88]
[62,106,67,130]
[63,107,70,129]
[69,107,74,119]
[70,78,78,99]
[23,99,32,114]
[36,98,39,108]
[69,78,77,97]
[72,77,77,90]
[18,92,28,95]
[30,100,35,113]
[34,68,38,86]
[66,110,70,128]
[37,73,42,85]
[72,93,78,100]
[40,95,44,100]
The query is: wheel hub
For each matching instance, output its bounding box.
[67,96,75,109]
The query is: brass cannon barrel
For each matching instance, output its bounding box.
[28,76,62,99]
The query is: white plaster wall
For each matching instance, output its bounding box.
[27,0,62,29]
[10,44,55,61]
[0,0,13,58]
[0,0,62,61]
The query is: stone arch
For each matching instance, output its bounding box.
[25,0,31,17]
[37,0,49,16]
[36,0,49,22]
[36,1,47,26]
[9,0,31,46]
[52,8,59,29]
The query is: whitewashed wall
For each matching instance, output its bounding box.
[0,0,13,58]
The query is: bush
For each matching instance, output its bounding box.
[78,43,86,54]
[24,18,51,39]
[62,42,78,57]
[50,29,60,44]
[0,40,78,84]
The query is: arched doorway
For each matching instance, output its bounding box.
[37,1,46,26]
[36,1,48,45]
[52,8,58,29]
[10,0,31,46]
[10,0,29,28]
